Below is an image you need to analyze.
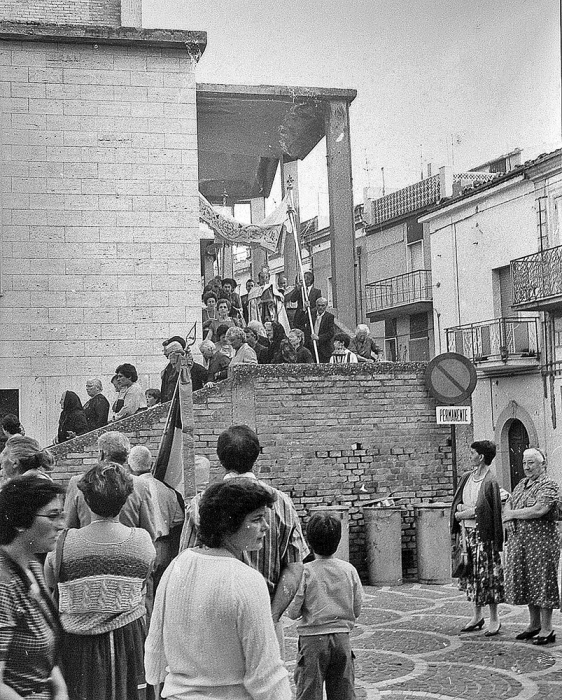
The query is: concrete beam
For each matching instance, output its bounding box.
[0,21,207,54]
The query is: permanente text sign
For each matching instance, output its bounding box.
[436,406,472,425]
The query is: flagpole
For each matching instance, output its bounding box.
[286,179,320,363]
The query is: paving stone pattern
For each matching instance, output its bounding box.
[283,583,562,699]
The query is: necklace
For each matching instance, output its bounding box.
[471,468,488,483]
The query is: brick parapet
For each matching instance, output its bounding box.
[49,364,459,582]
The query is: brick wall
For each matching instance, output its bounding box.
[0,0,121,26]
[50,363,456,581]
[0,32,201,445]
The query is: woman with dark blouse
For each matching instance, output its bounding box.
[0,476,67,700]
[263,321,287,364]
[451,440,505,636]
[56,391,88,444]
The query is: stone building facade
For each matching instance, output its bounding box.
[0,2,206,444]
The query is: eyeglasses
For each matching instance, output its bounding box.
[36,512,65,522]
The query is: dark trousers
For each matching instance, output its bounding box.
[294,632,356,700]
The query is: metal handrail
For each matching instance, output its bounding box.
[445,317,539,362]
[365,270,432,313]
[511,244,562,306]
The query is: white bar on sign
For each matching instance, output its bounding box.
[436,406,472,424]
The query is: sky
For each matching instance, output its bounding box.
[143,0,561,219]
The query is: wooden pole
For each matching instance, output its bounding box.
[286,183,319,363]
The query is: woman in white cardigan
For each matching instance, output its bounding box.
[145,478,291,700]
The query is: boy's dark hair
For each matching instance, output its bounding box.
[306,513,341,556]
[470,440,496,465]
[216,425,261,473]
[333,332,351,348]
[115,363,138,383]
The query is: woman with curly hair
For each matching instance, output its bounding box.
[146,479,290,700]
[0,476,67,700]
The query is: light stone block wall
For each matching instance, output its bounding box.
[0,38,201,445]
[0,0,121,26]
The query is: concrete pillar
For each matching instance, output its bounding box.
[121,0,142,27]
[325,100,357,328]
[221,244,234,279]
[250,197,267,279]
[202,241,215,283]
[281,159,299,284]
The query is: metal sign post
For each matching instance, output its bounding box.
[425,353,478,493]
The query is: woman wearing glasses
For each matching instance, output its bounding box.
[0,475,68,700]
[46,463,155,700]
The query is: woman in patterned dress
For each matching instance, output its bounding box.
[0,476,68,700]
[451,440,505,636]
[503,447,560,645]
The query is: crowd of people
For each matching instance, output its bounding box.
[200,269,381,368]
[0,402,561,699]
[0,423,365,700]
[41,270,381,445]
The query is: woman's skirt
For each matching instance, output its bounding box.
[61,618,147,700]
[505,520,560,609]
[458,527,505,606]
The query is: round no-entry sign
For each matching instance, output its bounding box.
[424,352,477,405]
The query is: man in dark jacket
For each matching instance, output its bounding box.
[286,271,321,332]
[83,378,110,431]
[308,297,335,363]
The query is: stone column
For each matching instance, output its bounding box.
[324,100,357,328]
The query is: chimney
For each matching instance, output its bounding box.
[439,166,453,199]
[121,0,142,27]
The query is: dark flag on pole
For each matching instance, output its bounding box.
[152,347,196,499]
[152,382,184,490]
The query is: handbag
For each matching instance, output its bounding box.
[452,524,472,578]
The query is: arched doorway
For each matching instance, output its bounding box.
[508,419,529,489]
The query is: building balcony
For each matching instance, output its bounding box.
[511,244,562,311]
[446,317,540,376]
[365,270,432,321]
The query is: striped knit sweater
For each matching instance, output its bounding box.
[57,528,155,635]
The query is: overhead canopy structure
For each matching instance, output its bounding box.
[196,82,359,329]
[196,83,357,204]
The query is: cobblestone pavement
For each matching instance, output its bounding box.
[283,583,562,699]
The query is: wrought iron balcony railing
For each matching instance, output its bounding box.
[365,270,432,315]
[446,317,539,363]
[511,244,562,308]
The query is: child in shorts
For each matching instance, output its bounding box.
[287,512,364,700]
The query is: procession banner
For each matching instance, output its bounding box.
[199,193,289,253]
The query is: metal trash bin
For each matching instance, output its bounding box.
[310,505,349,561]
[363,505,402,586]
[414,502,452,584]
